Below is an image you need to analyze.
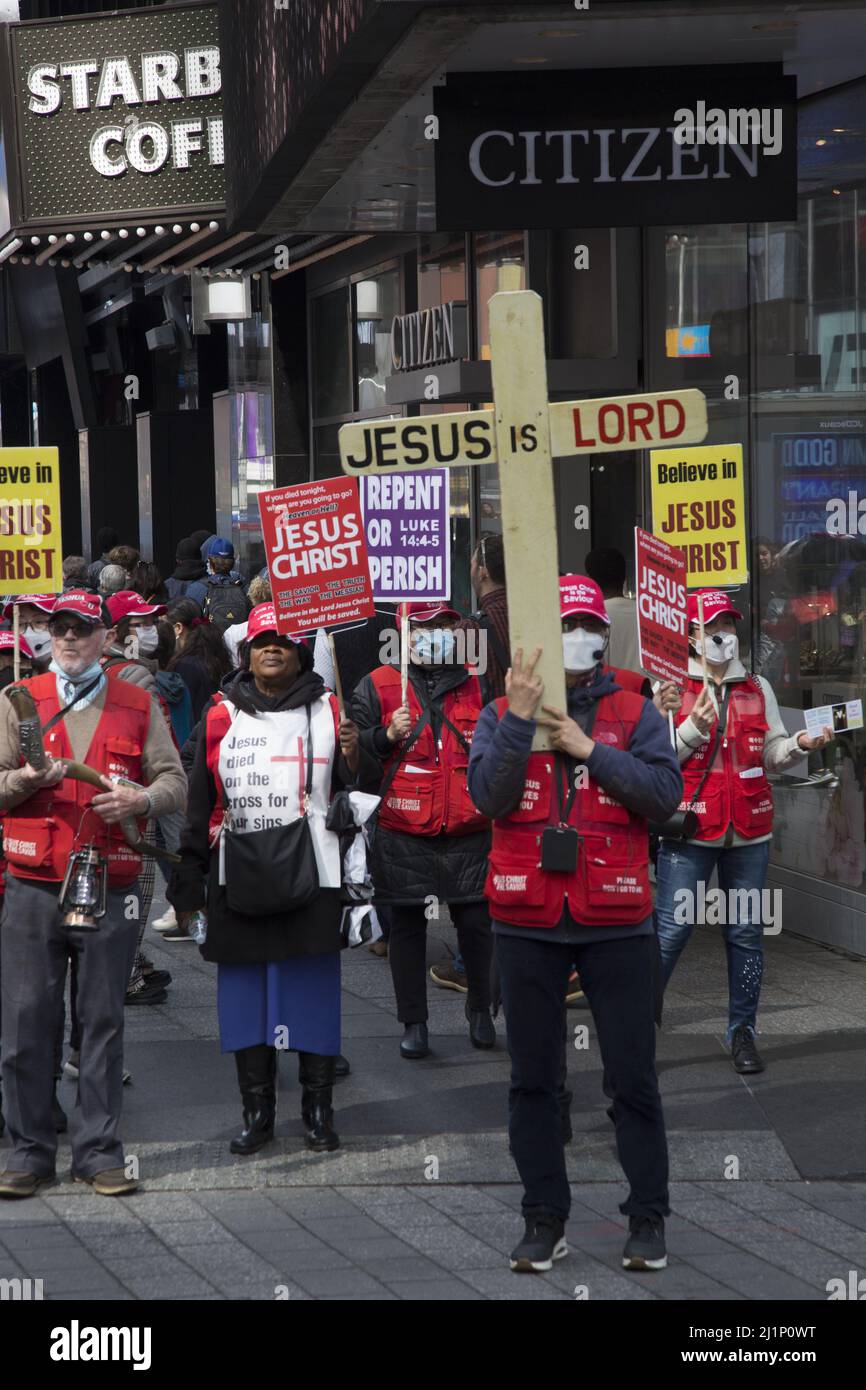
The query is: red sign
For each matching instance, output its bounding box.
[635,527,689,685]
[258,477,374,635]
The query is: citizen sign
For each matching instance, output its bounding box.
[390,302,468,373]
[434,67,796,229]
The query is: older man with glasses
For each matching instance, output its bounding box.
[0,590,185,1199]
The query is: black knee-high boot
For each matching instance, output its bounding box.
[298,1053,339,1152]
[230,1044,277,1155]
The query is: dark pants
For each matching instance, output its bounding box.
[388,901,492,1023]
[497,931,669,1223]
[1,875,139,1178]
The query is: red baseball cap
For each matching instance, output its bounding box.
[405,601,461,624]
[245,602,304,645]
[2,593,56,621]
[0,630,34,661]
[559,576,610,625]
[106,590,167,624]
[686,590,743,625]
[50,589,111,627]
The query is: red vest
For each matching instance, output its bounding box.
[4,671,151,887]
[604,665,649,695]
[104,658,178,747]
[675,675,773,840]
[204,692,342,811]
[372,665,488,837]
[486,690,651,928]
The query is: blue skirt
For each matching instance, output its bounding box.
[217,953,341,1056]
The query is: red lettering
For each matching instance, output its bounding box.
[626,400,654,441]
[598,403,624,445]
[572,407,597,448]
[658,398,686,438]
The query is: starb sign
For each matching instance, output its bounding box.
[0,0,224,231]
[434,65,796,230]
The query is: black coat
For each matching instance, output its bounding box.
[351,662,490,906]
[168,669,380,964]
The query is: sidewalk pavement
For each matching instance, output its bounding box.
[1,889,865,1301]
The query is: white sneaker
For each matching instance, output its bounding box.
[152,907,177,932]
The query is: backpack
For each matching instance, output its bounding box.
[202,576,251,634]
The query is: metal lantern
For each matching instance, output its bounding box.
[59,844,108,931]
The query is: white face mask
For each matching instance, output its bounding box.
[136,624,159,655]
[696,632,738,665]
[24,626,52,661]
[562,627,606,673]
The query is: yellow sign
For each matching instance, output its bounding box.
[0,447,62,594]
[649,443,747,587]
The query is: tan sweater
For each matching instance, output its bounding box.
[0,678,187,817]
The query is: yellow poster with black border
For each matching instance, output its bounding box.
[0,447,62,594]
[649,443,747,587]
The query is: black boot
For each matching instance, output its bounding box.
[0,1088,4,1139]
[230,1045,277,1155]
[298,1053,340,1153]
[52,1084,68,1135]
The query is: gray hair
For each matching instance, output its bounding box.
[98,564,128,596]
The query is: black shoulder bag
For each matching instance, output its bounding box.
[649,692,725,842]
[223,705,320,916]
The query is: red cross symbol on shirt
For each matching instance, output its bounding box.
[271,738,330,804]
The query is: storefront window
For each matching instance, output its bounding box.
[475,231,526,362]
[226,297,274,578]
[312,286,351,417]
[354,267,400,410]
[651,193,866,904]
[418,234,467,311]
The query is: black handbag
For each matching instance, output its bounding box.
[649,704,723,841]
[223,706,320,916]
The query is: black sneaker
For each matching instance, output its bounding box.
[510,1209,567,1273]
[124,981,168,1006]
[622,1215,667,1270]
[731,1024,765,1074]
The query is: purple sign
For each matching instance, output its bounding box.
[360,469,450,602]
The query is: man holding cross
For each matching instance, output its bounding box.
[468,577,683,1274]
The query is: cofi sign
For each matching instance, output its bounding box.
[1,1,225,229]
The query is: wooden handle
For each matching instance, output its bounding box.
[327,632,345,718]
[12,605,20,684]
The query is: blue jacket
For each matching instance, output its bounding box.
[467,666,682,827]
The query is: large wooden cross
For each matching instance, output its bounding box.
[339,290,707,749]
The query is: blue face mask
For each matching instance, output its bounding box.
[412,628,456,665]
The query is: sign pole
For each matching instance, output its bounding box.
[12,605,20,684]
[327,632,345,719]
[696,593,710,691]
[400,603,410,706]
[488,291,565,751]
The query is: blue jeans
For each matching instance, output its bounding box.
[655,840,770,1043]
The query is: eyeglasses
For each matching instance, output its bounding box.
[49,618,96,640]
[21,614,51,630]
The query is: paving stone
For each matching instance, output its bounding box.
[290,1268,389,1297]
[385,1278,484,1300]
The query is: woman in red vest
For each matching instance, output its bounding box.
[467,576,683,1275]
[351,601,494,1060]
[655,590,834,1076]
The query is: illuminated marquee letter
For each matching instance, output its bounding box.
[171,120,203,169]
[96,56,142,109]
[140,51,183,103]
[90,126,126,177]
[126,121,170,174]
[184,46,221,98]
[468,130,516,187]
[27,64,60,115]
[59,61,98,111]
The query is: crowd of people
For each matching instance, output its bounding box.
[0,529,836,1277]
